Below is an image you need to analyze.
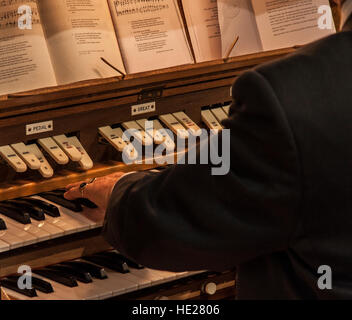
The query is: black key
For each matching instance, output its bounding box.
[62,261,108,280]
[0,204,31,224]
[8,275,53,294]
[39,192,82,212]
[3,199,45,221]
[0,278,37,298]
[0,217,6,230]
[34,269,78,288]
[83,254,130,274]
[47,265,92,284]
[50,190,97,209]
[20,198,60,217]
[75,198,98,209]
[104,252,144,270]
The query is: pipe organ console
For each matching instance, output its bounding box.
[0,48,294,300]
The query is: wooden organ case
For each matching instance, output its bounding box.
[0,48,294,300]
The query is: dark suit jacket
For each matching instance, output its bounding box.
[103,29,352,299]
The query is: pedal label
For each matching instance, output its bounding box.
[26,120,53,136]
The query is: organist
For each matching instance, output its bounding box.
[64,1,352,299]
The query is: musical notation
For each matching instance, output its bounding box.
[0,1,39,30]
[0,0,37,8]
[113,0,170,17]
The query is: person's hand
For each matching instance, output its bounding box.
[64,172,125,211]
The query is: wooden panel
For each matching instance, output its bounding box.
[0,48,294,118]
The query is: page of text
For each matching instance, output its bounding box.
[218,0,262,58]
[182,0,222,62]
[38,0,126,85]
[0,0,56,95]
[251,0,336,51]
[108,0,194,74]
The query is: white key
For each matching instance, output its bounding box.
[122,121,153,146]
[153,120,176,152]
[102,268,139,296]
[99,126,127,152]
[0,238,9,252]
[114,268,151,290]
[18,275,67,300]
[76,260,141,298]
[35,197,93,232]
[62,208,97,230]
[148,269,178,282]
[30,219,66,240]
[173,111,202,136]
[0,288,40,301]
[136,119,164,145]
[32,196,91,234]
[11,143,41,170]
[201,110,223,131]
[159,114,189,140]
[129,268,166,286]
[50,209,91,233]
[222,105,230,115]
[210,107,228,123]
[40,215,77,236]
[3,215,50,242]
[26,144,54,178]
[52,135,82,162]
[0,228,25,249]
[38,137,69,165]
[31,273,98,300]
[67,136,94,170]
[0,145,27,173]
[35,269,134,300]
[0,215,37,246]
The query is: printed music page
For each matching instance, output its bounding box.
[217,0,262,58]
[181,0,222,62]
[37,0,126,85]
[0,0,57,96]
[107,0,194,74]
[251,0,336,51]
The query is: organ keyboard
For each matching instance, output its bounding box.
[0,48,294,300]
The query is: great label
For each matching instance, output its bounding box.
[131,102,156,116]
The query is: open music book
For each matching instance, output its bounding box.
[0,0,336,95]
[0,0,193,96]
[183,0,336,62]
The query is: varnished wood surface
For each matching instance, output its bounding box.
[0,162,161,201]
[0,48,295,119]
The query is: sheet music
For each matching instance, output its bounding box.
[217,0,262,58]
[182,0,222,62]
[251,0,336,51]
[37,0,126,85]
[0,0,56,95]
[107,0,194,74]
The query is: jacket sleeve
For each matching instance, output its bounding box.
[102,70,302,272]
